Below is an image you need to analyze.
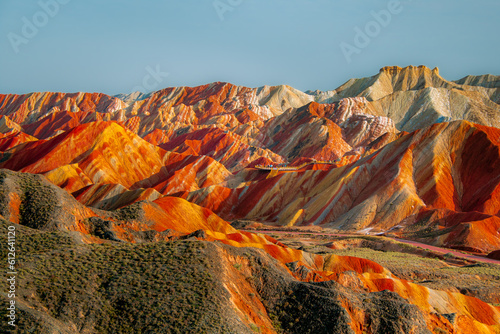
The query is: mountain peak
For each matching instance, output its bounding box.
[379,65,439,75]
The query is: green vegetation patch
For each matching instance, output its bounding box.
[0,219,232,334]
[18,174,58,229]
[327,247,443,270]
[112,202,143,221]
[0,170,59,230]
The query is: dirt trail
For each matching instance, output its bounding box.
[248,230,500,265]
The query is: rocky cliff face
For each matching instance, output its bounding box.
[310,66,500,132]
[178,121,500,252]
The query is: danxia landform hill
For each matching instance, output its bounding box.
[1,65,500,333]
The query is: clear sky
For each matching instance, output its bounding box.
[1,0,499,95]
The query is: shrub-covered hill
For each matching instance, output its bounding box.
[0,220,437,334]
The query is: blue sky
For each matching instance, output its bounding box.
[1,0,499,95]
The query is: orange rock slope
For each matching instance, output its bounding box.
[181,121,500,253]
[0,121,231,204]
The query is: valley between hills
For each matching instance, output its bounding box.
[1,65,500,333]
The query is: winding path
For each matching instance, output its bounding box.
[254,161,337,171]
[247,229,500,265]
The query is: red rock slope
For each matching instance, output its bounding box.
[180,121,500,253]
